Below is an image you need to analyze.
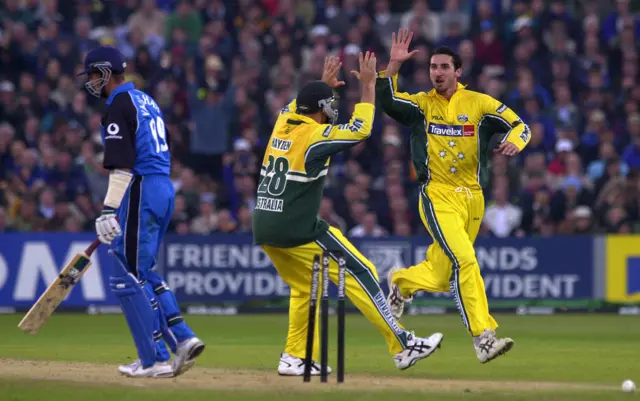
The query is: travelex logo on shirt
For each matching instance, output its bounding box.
[605,236,640,302]
[427,123,474,137]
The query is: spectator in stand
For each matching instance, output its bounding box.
[11,194,42,232]
[400,0,440,44]
[473,21,504,68]
[165,0,202,43]
[374,0,401,51]
[38,187,56,220]
[319,197,347,232]
[622,113,640,170]
[588,142,629,186]
[0,207,9,232]
[190,193,218,234]
[484,177,523,237]
[215,209,237,233]
[559,205,596,235]
[348,211,388,238]
[127,0,166,46]
[235,205,253,233]
[186,56,235,180]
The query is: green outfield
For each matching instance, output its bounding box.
[0,314,638,400]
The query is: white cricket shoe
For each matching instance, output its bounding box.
[173,337,206,377]
[474,329,514,363]
[277,353,333,376]
[387,267,413,320]
[393,332,443,370]
[118,360,174,378]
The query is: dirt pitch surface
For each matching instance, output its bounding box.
[0,358,617,394]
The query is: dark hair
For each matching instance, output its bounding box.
[431,46,463,70]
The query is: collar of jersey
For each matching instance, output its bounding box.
[107,82,135,105]
[427,82,466,97]
[290,113,316,125]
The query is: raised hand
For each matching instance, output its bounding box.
[321,56,346,89]
[390,28,419,63]
[350,51,377,86]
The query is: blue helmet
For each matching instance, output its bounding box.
[78,46,127,98]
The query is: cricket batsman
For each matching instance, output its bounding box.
[253,53,443,376]
[80,46,204,378]
[377,30,531,363]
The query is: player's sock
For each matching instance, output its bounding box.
[141,280,177,354]
[148,271,195,343]
[110,273,156,368]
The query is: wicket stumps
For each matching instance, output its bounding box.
[303,251,346,383]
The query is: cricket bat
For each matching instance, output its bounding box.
[18,239,102,334]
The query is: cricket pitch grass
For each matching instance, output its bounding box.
[0,314,638,400]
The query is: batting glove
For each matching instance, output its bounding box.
[96,207,121,244]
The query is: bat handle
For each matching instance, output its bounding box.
[85,239,102,256]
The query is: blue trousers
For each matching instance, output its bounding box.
[111,175,195,363]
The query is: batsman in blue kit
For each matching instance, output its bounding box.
[80,46,205,378]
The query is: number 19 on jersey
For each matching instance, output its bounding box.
[150,117,168,153]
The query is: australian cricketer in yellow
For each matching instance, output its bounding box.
[253,53,443,376]
[377,29,531,363]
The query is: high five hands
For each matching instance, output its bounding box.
[390,28,420,64]
[386,28,420,76]
[321,56,346,89]
[350,51,377,85]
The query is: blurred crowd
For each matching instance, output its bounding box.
[0,0,639,238]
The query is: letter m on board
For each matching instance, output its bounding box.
[626,257,640,296]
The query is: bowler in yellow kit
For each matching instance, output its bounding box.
[377,30,531,363]
[253,54,443,376]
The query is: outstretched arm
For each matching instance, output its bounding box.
[305,52,377,173]
[376,72,423,127]
[304,104,375,169]
[376,29,424,127]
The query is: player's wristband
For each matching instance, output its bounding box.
[103,169,133,209]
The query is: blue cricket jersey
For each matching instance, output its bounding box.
[101,82,171,176]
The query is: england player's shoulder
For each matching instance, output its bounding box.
[131,89,163,114]
[107,90,137,115]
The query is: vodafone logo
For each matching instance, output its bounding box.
[105,123,122,139]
